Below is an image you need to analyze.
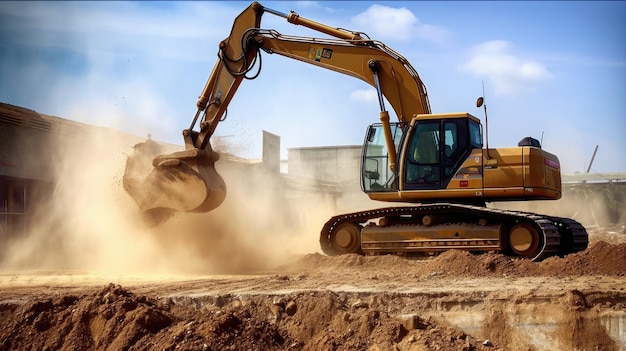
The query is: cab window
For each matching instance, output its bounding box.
[469,120,483,148]
[443,120,469,178]
[362,123,403,192]
[405,122,440,185]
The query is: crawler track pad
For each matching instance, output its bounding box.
[123,140,226,213]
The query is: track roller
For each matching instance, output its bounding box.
[507,222,542,258]
[329,222,362,255]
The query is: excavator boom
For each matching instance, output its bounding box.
[124,1,430,214]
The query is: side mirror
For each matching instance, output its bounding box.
[476,97,484,108]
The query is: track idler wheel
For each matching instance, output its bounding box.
[329,222,363,255]
[507,222,542,258]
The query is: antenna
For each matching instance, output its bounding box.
[476,81,489,158]
[586,145,599,173]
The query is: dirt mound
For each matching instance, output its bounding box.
[540,241,626,276]
[425,241,626,278]
[294,241,626,278]
[0,283,505,351]
[0,284,172,351]
[1,239,624,350]
[0,283,293,351]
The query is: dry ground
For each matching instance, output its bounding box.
[0,228,625,351]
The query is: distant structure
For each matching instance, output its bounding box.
[0,103,147,242]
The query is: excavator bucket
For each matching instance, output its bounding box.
[123,139,226,215]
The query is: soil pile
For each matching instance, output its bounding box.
[0,283,501,351]
[294,241,626,278]
[0,240,624,350]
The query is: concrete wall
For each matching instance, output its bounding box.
[287,145,362,184]
[286,145,385,213]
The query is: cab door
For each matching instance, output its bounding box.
[402,118,471,190]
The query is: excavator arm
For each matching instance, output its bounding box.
[124,1,431,214]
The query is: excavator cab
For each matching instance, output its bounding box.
[362,112,562,206]
[402,115,481,190]
[362,114,483,195]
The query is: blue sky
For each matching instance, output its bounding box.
[0,1,624,174]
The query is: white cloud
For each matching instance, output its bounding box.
[350,89,378,105]
[294,1,318,7]
[459,40,553,97]
[289,1,341,15]
[350,4,448,43]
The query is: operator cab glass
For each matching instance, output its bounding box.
[469,119,483,148]
[361,123,404,192]
[404,117,480,190]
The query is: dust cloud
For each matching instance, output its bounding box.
[0,128,332,276]
[145,155,334,274]
[492,186,625,230]
[4,123,619,276]
[1,128,162,273]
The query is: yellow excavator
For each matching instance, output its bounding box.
[123,2,588,261]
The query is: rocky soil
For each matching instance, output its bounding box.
[0,230,625,351]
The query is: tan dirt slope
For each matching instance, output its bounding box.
[0,236,624,351]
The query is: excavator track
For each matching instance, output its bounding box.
[320,203,588,261]
[545,215,589,256]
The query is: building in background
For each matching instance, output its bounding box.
[0,103,151,243]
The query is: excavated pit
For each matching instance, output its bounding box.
[1,239,625,351]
